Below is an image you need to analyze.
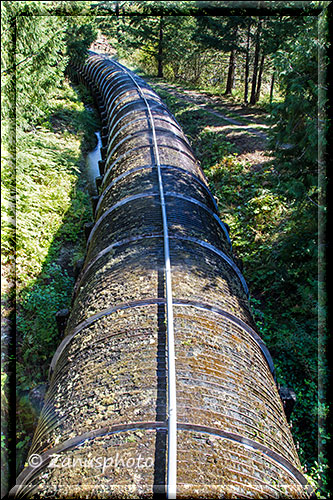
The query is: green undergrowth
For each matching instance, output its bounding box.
[153,87,327,496]
[1,78,100,476]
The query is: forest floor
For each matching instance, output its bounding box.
[147,79,273,170]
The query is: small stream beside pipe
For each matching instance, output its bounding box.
[85,131,102,196]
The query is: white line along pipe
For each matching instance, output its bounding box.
[110,60,177,499]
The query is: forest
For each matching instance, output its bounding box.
[1,0,330,497]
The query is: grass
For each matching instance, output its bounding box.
[1,78,100,480]
[13,84,98,288]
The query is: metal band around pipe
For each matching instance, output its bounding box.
[89,190,230,251]
[11,420,313,499]
[48,297,275,401]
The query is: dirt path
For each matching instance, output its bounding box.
[148,80,273,170]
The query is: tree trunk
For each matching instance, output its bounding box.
[157,15,164,78]
[225,49,235,95]
[244,20,251,103]
[250,18,262,105]
[270,71,275,105]
[255,53,265,103]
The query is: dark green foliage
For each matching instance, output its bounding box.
[96,2,202,80]
[17,265,74,380]
[265,16,329,491]
[1,1,97,130]
[126,6,196,78]
[15,265,74,475]
[269,15,323,193]
[2,2,68,129]
[195,15,249,53]
[65,15,98,66]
